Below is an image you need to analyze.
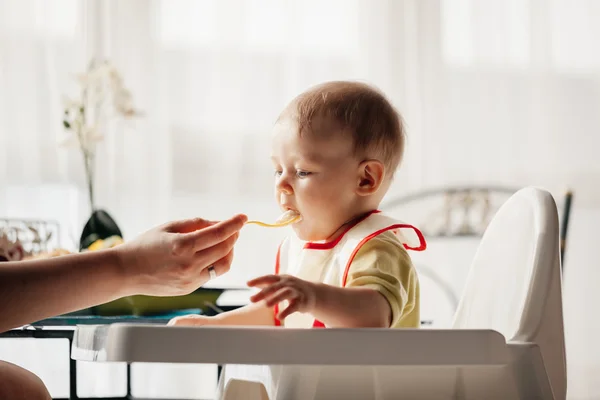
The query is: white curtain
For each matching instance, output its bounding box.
[1,0,599,398]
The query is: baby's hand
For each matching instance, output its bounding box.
[248,274,318,320]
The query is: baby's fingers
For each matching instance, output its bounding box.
[265,287,298,308]
[277,299,301,320]
[247,274,281,288]
[249,281,286,303]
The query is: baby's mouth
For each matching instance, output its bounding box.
[276,209,302,225]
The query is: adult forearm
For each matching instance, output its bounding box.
[0,249,126,332]
[311,283,390,328]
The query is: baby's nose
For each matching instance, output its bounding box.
[278,184,293,195]
[276,176,293,195]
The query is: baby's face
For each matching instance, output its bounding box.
[271,116,362,241]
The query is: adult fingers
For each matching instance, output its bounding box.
[192,233,239,274]
[199,248,235,283]
[187,214,247,251]
[164,217,215,234]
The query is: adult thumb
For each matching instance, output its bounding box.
[164,217,215,234]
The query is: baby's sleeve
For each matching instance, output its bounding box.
[344,232,418,327]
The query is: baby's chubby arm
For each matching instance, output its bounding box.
[247,234,414,328]
[168,301,275,327]
[248,274,390,328]
[312,283,391,328]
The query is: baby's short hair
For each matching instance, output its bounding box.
[281,81,405,173]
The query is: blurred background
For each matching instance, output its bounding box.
[0,0,599,398]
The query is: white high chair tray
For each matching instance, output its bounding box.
[71,323,509,366]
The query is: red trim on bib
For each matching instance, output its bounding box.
[341,224,426,287]
[312,320,326,328]
[273,243,282,327]
[303,210,381,250]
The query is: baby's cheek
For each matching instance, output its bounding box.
[302,182,344,220]
[308,191,336,213]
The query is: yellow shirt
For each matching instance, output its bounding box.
[345,230,420,328]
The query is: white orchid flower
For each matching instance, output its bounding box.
[61,58,141,212]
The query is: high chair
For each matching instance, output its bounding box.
[451,186,566,399]
[71,187,566,400]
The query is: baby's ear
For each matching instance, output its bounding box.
[356,160,385,196]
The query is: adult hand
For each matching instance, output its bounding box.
[115,214,247,297]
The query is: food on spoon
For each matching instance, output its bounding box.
[246,210,301,228]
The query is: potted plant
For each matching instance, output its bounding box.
[61,59,141,250]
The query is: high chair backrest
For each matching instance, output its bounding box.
[452,187,566,399]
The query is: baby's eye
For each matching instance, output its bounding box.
[296,170,312,178]
[274,170,283,177]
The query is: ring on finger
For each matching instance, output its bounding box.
[208,265,217,280]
